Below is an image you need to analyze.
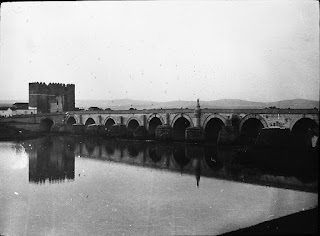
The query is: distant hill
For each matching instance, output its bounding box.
[266,99,319,109]
[0,100,27,108]
[1,99,318,110]
[75,98,319,110]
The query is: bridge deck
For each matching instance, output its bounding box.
[66,108,319,115]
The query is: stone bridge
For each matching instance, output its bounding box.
[57,107,319,144]
[2,106,319,144]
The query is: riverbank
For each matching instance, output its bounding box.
[0,123,42,141]
[220,207,318,235]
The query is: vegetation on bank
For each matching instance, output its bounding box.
[0,122,41,141]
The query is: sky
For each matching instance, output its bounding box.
[0,0,319,102]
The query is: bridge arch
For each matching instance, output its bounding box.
[203,115,227,143]
[171,114,193,141]
[126,117,142,128]
[104,117,116,130]
[66,116,77,126]
[126,118,141,138]
[239,114,268,145]
[290,117,319,132]
[239,114,268,132]
[40,117,54,132]
[203,114,227,128]
[291,117,319,147]
[147,114,165,128]
[147,114,164,137]
[171,113,194,128]
[84,117,95,126]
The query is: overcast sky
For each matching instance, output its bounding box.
[0,0,319,102]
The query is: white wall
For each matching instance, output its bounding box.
[0,108,13,117]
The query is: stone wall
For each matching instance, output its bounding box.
[29,82,75,113]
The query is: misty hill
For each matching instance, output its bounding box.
[265,99,320,109]
[75,99,319,110]
[0,100,27,108]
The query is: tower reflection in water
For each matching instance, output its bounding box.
[24,136,224,186]
[27,136,75,184]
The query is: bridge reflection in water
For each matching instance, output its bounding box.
[22,135,318,191]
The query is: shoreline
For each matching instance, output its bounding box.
[220,206,318,235]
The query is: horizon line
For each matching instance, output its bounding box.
[0,98,319,104]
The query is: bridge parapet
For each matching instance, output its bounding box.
[66,108,319,115]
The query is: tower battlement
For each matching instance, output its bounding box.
[29,82,75,113]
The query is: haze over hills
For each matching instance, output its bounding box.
[74,99,319,110]
[0,99,318,110]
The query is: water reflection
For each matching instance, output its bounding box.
[204,147,223,171]
[173,143,192,171]
[127,142,139,158]
[20,136,318,192]
[25,137,75,184]
[148,143,162,163]
[1,137,317,236]
[193,158,201,187]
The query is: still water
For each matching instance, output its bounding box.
[0,136,318,236]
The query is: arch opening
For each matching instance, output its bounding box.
[148,117,163,138]
[85,118,95,127]
[40,118,54,132]
[127,119,139,137]
[240,118,264,145]
[291,118,319,148]
[105,118,115,130]
[66,117,76,126]
[204,118,225,143]
[128,119,139,131]
[173,117,190,141]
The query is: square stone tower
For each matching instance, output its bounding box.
[29,82,75,113]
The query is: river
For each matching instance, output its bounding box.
[0,135,318,235]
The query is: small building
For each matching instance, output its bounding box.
[12,102,29,110]
[10,102,37,115]
[12,108,37,116]
[0,107,13,117]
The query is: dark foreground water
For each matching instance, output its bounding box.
[0,136,318,235]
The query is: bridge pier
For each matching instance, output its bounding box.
[155,112,173,141]
[98,115,102,125]
[72,124,86,134]
[155,124,173,141]
[79,115,83,125]
[133,126,148,139]
[185,127,204,143]
[185,99,204,143]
